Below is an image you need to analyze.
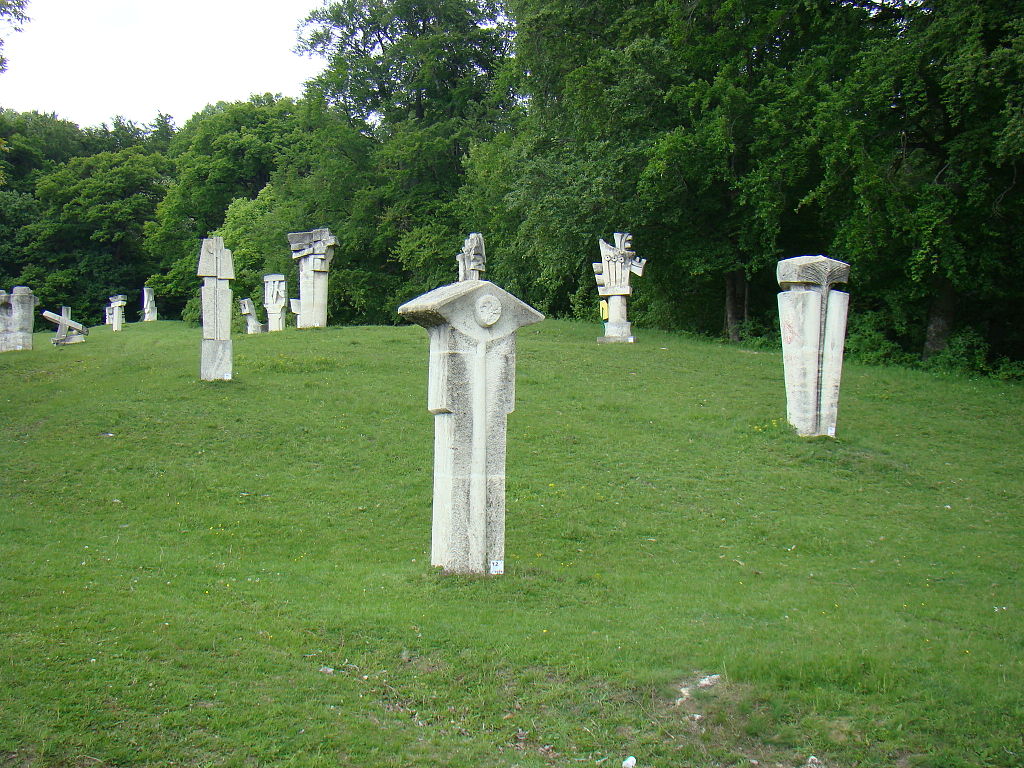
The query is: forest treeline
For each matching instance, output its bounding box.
[1,0,1022,375]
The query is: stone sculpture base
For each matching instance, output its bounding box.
[597,321,635,343]
[200,339,233,381]
[0,332,33,352]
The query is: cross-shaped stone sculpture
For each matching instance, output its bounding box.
[41,306,88,345]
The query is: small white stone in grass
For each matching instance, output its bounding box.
[622,757,636,768]
[677,685,692,699]
[687,713,703,722]
[805,757,822,767]
[697,674,721,688]
[318,666,334,675]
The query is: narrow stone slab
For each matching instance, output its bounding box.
[198,237,235,381]
[142,287,158,321]
[399,278,544,575]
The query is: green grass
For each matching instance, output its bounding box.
[1,319,1022,768]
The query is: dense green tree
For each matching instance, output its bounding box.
[298,0,514,307]
[810,0,1024,360]
[144,96,302,314]
[18,146,169,323]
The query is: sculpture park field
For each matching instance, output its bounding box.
[1,320,1021,768]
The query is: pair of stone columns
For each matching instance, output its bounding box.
[777,255,850,438]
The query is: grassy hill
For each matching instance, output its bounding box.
[1,319,1021,768]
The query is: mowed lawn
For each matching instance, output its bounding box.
[1,319,1021,768]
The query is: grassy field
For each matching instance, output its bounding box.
[1,319,1021,768]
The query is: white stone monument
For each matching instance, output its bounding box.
[457,232,486,281]
[239,298,266,334]
[0,286,38,351]
[104,304,113,325]
[593,232,646,343]
[108,295,127,332]
[263,274,288,332]
[142,287,158,321]
[398,279,544,575]
[41,306,88,345]
[289,298,301,318]
[197,237,235,381]
[777,255,851,438]
[288,228,336,328]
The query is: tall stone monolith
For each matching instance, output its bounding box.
[239,298,266,334]
[457,232,486,281]
[108,295,127,332]
[398,279,544,575]
[198,237,235,381]
[0,286,38,351]
[288,228,336,328]
[593,232,646,343]
[777,255,851,437]
[142,287,157,321]
[263,274,288,331]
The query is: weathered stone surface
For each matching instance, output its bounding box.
[777,255,850,437]
[198,237,235,381]
[263,274,288,332]
[593,232,646,343]
[42,306,88,345]
[0,286,38,352]
[239,298,267,334]
[142,287,157,321]
[288,228,336,328]
[457,232,486,281]
[399,279,544,575]
[108,295,127,332]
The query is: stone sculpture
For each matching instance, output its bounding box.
[41,306,88,345]
[104,305,113,325]
[263,274,288,331]
[108,295,127,332]
[142,287,157,321]
[593,232,646,343]
[239,298,267,334]
[197,237,235,381]
[777,255,851,437]
[0,287,38,352]
[288,228,336,328]
[398,279,544,575]
[289,298,301,317]
[457,232,486,281]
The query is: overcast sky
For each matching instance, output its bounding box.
[0,0,329,129]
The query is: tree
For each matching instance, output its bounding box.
[810,0,1024,360]
[19,146,169,323]
[144,96,302,313]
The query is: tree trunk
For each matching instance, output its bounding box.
[922,276,957,359]
[724,268,745,342]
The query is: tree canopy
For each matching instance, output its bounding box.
[1,0,1022,375]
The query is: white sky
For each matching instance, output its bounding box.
[0,0,329,129]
